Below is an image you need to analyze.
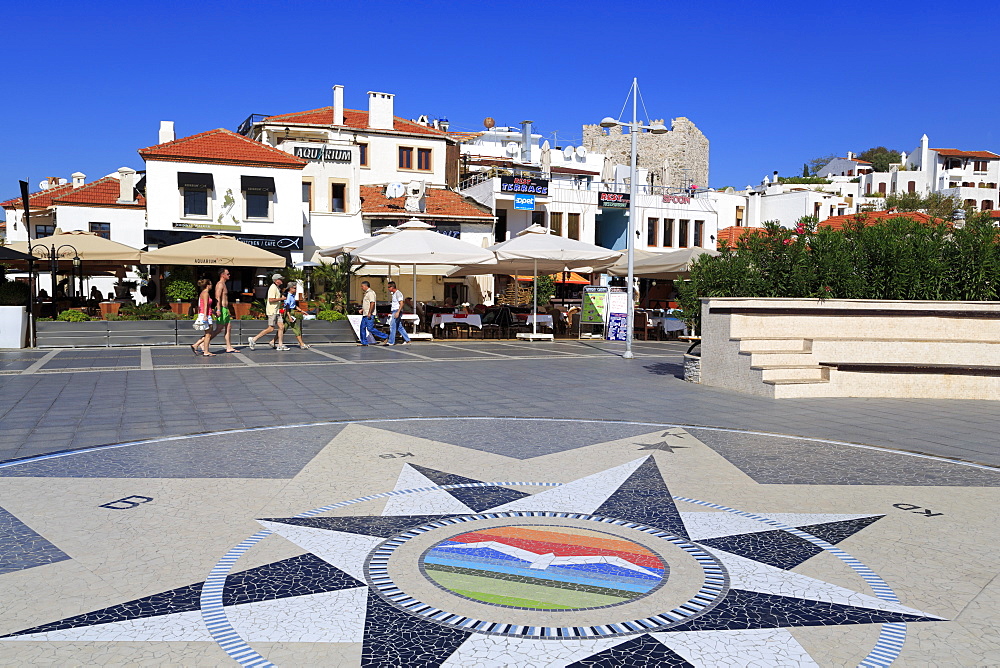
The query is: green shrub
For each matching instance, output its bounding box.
[158,311,182,320]
[317,310,347,321]
[0,280,29,306]
[119,302,165,320]
[164,280,196,302]
[57,309,90,322]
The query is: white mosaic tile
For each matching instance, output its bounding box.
[439,634,632,668]
[652,628,820,667]
[381,464,474,516]
[704,547,942,617]
[256,520,382,582]
[489,457,647,514]
[679,511,882,541]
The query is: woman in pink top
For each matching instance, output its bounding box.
[191,278,216,356]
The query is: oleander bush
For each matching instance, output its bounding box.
[317,309,347,321]
[56,309,90,322]
[0,279,30,306]
[676,212,1000,331]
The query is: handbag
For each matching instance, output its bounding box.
[193,314,214,331]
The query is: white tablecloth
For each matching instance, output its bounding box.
[431,314,482,329]
[649,316,686,333]
[517,314,554,327]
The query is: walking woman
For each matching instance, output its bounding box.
[191,278,216,356]
[282,281,310,349]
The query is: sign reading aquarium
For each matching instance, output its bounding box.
[293,146,352,163]
[500,176,548,196]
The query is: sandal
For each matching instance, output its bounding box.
[190,344,201,355]
[202,352,217,357]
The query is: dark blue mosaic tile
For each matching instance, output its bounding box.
[567,634,694,667]
[594,458,688,540]
[0,506,70,575]
[361,590,471,667]
[259,515,465,538]
[698,516,885,570]
[664,589,943,632]
[408,463,531,511]
[0,554,361,637]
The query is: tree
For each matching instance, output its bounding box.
[883,192,965,220]
[857,146,902,172]
[806,154,838,176]
[802,163,809,178]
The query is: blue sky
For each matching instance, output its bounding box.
[3,0,998,216]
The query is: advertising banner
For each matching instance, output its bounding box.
[581,286,609,325]
[514,194,535,211]
[500,176,549,196]
[599,191,630,208]
[606,313,628,341]
[606,286,629,341]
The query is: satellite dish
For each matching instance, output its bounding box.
[505,142,519,156]
[38,180,50,190]
[576,146,587,159]
[385,182,405,198]
[563,146,574,160]
[483,117,495,129]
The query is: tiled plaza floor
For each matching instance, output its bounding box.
[0,341,997,665]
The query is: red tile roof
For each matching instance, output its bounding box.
[1,182,74,209]
[716,226,765,248]
[551,166,600,176]
[52,176,146,209]
[360,185,493,220]
[263,107,447,137]
[837,157,871,164]
[819,210,940,230]
[932,148,999,159]
[138,128,307,169]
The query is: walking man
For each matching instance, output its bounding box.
[386,282,411,345]
[248,273,288,350]
[209,268,237,353]
[358,280,389,346]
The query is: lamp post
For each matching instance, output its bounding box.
[31,243,80,299]
[600,77,668,359]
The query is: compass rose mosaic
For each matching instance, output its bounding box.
[0,418,997,666]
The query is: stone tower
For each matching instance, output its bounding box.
[582,117,709,190]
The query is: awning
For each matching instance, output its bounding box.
[177,172,214,190]
[241,176,275,193]
[514,272,591,284]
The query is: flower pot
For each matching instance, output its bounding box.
[0,306,28,348]
[169,302,192,316]
[99,302,121,319]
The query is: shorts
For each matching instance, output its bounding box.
[267,313,281,327]
[216,306,232,326]
[285,314,302,336]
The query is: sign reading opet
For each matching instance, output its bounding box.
[513,194,535,211]
[500,176,549,196]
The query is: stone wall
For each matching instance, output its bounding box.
[582,117,709,190]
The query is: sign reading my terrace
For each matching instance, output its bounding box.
[500,176,549,196]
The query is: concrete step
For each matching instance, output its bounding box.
[736,338,811,353]
[744,351,818,366]
[755,365,829,382]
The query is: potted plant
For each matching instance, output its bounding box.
[0,279,29,348]
[163,267,196,315]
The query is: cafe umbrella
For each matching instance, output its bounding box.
[139,234,285,267]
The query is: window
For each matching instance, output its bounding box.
[302,181,313,209]
[89,222,110,239]
[183,188,208,216]
[663,219,674,247]
[983,200,994,211]
[331,183,346,213]
[36,224,55,237]
[398,147,413,170]
[495,209,507,242]
[550,212,563,236]
[694,221,704,247]
[908,181,916,193]
[647,218,658,246]
[417,148,432,171]
[678,220,689,248]
[567,213,580,241]
[531,211,545,228]
[974,160,989,172]
[878,182,887,194]
[945,158,962,170]
[246,192,269,219]
[359,143,369,167]
[735,207,744,227]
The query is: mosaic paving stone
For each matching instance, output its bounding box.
[566,633,693,667]
[361,591,471,667]
[593,457,689,539]
[0,506,69,575]
[408,463,531,512]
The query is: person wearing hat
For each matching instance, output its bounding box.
[248,273,289,351]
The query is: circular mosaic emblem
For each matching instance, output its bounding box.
[420,524,668,611]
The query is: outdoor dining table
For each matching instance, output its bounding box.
[649,316,686,333]
[430,313,483,330]
[514,314,554,328]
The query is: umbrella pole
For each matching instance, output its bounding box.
[533,258,538,336]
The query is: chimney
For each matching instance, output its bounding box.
[521,120,533,163]
[846,151,854,160]
[71,172,86,189]
[47,176,61,188]
[117,167,136,204]
[159,121,175,144]
[367,91,395,130]
[332,85,344,126]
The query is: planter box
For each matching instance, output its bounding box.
[302,320,356,343]
[0,306,28,348]
[169,302,193,316]
[107,320,178,347]
[99,302,122,319]
[230,302,251,319]
[36,320,109,348]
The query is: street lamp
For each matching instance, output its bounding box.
[31,243,80,299]
[600,78,668,359]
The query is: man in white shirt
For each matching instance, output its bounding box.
[386,282,411,345]
[248,274,288,350]
[358,280,389,346]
